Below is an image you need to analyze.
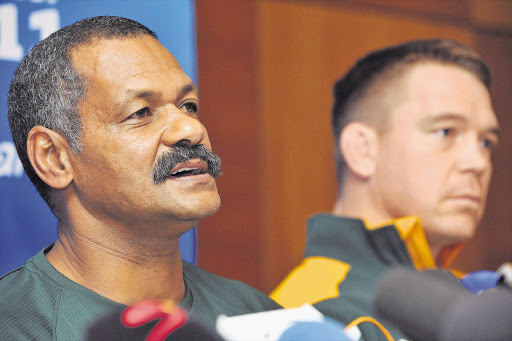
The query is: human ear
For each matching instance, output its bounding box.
[339,122,378,178]
[26,126,73,189]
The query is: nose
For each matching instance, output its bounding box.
[456,134,490,175]
[160,106,206,147]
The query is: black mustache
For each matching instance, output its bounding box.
[152,142,222,184]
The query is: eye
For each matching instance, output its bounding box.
[481,137,498,150]
[436,128,455,137]
[128,107,152,119]
[180,102,198,114]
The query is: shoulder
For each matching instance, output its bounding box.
[0,257,62,302]
[0,259,60,339]
[0,252,128,340]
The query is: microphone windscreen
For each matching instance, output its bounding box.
[373,267,470,341]
[440,287,512,341]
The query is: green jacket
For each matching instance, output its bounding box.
[272,214,459,341]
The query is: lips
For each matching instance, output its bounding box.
[450,194,481,203]
[168,159,209,179]
[445,194,482,211]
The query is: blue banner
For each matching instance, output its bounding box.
[0,0,197,275]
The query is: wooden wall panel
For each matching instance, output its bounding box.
[471,0,512,32]
[196,0,512,293]
[195,0,263,287]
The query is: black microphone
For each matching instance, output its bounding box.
[84,299,223,341]
[439,286,512,341]
[373,267,512,341]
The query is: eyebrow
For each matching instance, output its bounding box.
[121,82,199,103]
[489,127,501,139]
[178,83,199,100]
[419,112,501,138]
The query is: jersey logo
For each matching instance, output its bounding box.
[271,257,350,308]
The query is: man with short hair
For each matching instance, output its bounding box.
[0,16,280,340]
[271,39,500,340]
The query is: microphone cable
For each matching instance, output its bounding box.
[344,315,394,341]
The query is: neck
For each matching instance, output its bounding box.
[333,181,389,226]
[46,218,188,306]
[428,239,464,268]
[335,181,449,265]
[428,244,443,263]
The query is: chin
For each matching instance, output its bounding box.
[197,200,221,219]
[176,195,221,222]
[429,217,478,246]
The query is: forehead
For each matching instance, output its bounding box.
[70,36,194,108]
[390,62,498,127]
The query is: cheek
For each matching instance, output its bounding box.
[107,132,159,173]
[479,169,493,201]
[77,141,153,188]
[392,156,446,208]
[106,149,155,185]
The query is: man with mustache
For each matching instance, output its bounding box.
[271,39,500,340]
[0,16,280,340]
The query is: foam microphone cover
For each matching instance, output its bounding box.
[439,286,512,341]
[373,267,470,341]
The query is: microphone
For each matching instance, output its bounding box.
[373,267,512,341]
[459,262,512,294]
[121,299,187,340]
[497,262,512,288]
[84,299,223,341]
[439,286,512,341]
